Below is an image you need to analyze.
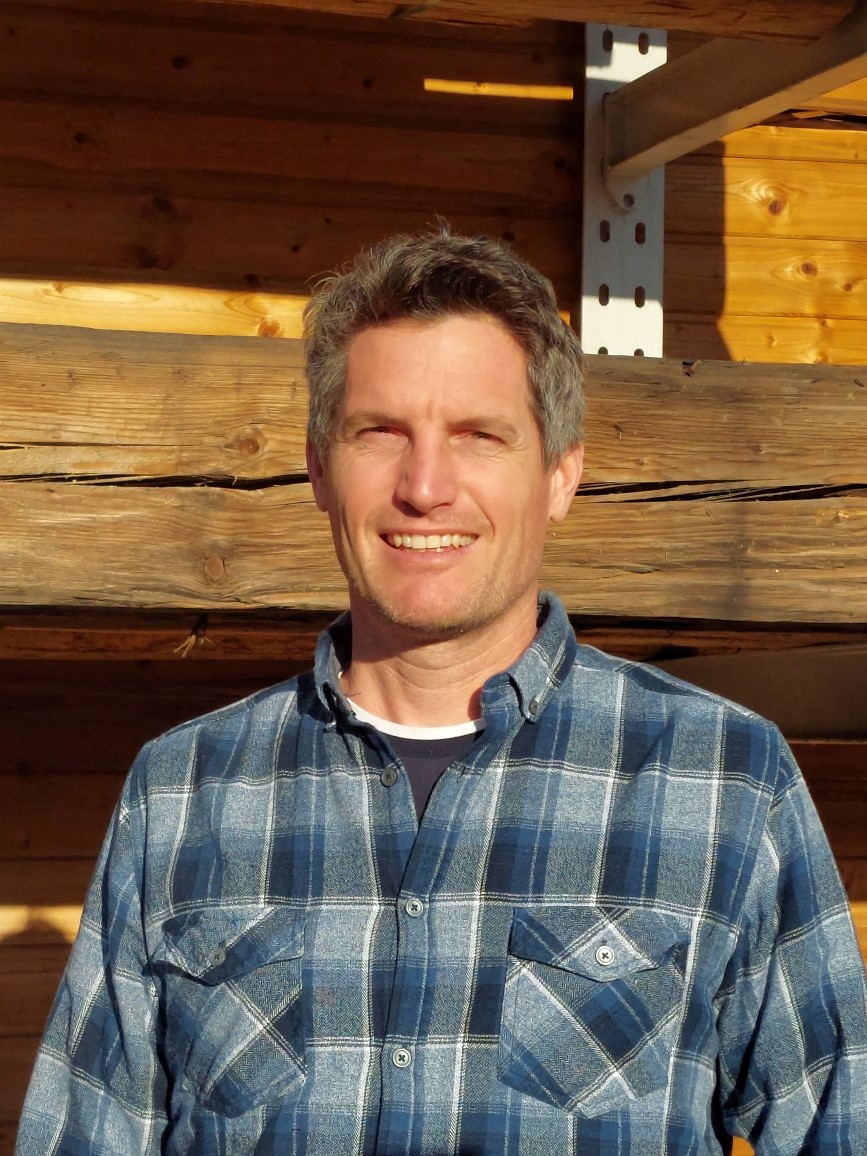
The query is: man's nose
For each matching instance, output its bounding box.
[394,437,458,512]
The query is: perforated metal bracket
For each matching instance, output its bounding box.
[580,24,667,358]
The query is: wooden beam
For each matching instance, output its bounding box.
[797,76,867,114]
[606,0,867,179]
[3,325,866,485]
[1,481,866,622]
[2,613,866,661]
[126,0,855,44]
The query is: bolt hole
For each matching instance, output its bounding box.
[634,348,645,357]
[623,193,635,209]
[638,33,650,55]
[602,29,614,53]
[635,222,646,245]
[598,284,610,306]
[599,219,611,243]
[634,286,646,308]
[598,346,609,355]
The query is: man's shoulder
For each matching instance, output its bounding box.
[573,641,762,716]
[133,668,318,777]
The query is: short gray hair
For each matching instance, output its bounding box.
[303,226,584,469]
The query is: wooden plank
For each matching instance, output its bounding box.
[121,0,855,43]
[0,4,583,132]
[0,774,124,859]
[0,659,297,777]
[709,123,867,164]
[799,77,867,116]
[1,482,866,622]
[664,313,867,366]
[3,613,866,662]
[0,187,581,304]
[0,277,307,338]
[668,155,867,242]
[0,971,61,1037]
[666,236,867,321]
[0,96,581,212]
[0,861,95,908]
[0,613,328,661]
[3,326,867,484]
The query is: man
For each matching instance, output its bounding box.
[17,228,867,1154]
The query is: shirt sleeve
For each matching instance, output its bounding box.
[716,740,867,1153]
[15,753,168,1156]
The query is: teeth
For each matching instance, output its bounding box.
[387,533,475,551]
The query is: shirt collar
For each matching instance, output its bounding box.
[312,591,577,728]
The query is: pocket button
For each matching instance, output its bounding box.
[595,944,615,967]
[210,944,227,967]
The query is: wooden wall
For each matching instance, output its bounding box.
[0,4,865,1151]
[664,31,867,364]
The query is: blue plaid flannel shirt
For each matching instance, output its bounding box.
[17,594,867,1155]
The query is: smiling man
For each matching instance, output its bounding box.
[17,228,867,1156]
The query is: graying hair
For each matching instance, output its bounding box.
[303,225,584,469]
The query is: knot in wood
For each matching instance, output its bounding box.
[204,553,226,583]
[258,318,282,338]
[239,436,260,457]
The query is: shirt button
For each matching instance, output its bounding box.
[404,898,424,918]
[595,944,615,967]
[381,767,399,787]
[210,944,227,967]
[392,1047,412,1068]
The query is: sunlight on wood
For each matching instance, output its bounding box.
[424,78,573,100]
[0,905,80,942]
[0,279,307,339]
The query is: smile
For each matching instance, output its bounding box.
[384,533,476,551]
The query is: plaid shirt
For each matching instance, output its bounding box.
[18,594,867,1155]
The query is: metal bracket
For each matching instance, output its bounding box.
[580,24,667,357]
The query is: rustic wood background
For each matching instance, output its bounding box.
[0,3,865,1152]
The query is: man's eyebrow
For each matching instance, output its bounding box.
[338,410,405,431]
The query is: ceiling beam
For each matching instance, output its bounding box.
[605,0,867,180]
[170,0,854,43]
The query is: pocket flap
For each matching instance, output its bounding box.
[509,905,687,982]
[160,905,304,985]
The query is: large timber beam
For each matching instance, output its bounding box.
[1,322,867,623]
[174,0,852,43]
[606,0,867,180]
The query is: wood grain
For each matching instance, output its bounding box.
[0,4,583,132]
[3,326,866,484]
[0,277,308,338]
[666,236,867,321]
[132,0,855,42]
[1,481,866,621]
[0,95,581,212]
[668,155,867,242]
[664,313,867,365]
[3,614,865,662]
[0,186,581,300]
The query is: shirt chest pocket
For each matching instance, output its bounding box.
[499,905,689,1117]
[156,905,306,1117]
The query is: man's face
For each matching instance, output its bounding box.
[307,314,582,647]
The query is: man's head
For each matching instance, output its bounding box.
[303,227,585,652]
[304,225,584,471]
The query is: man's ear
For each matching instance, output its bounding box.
[547,443,584,524]
[306,437,329,512]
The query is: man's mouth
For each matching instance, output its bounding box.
[384,533,476,551]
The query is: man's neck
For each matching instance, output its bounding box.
[340,593,540,727]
